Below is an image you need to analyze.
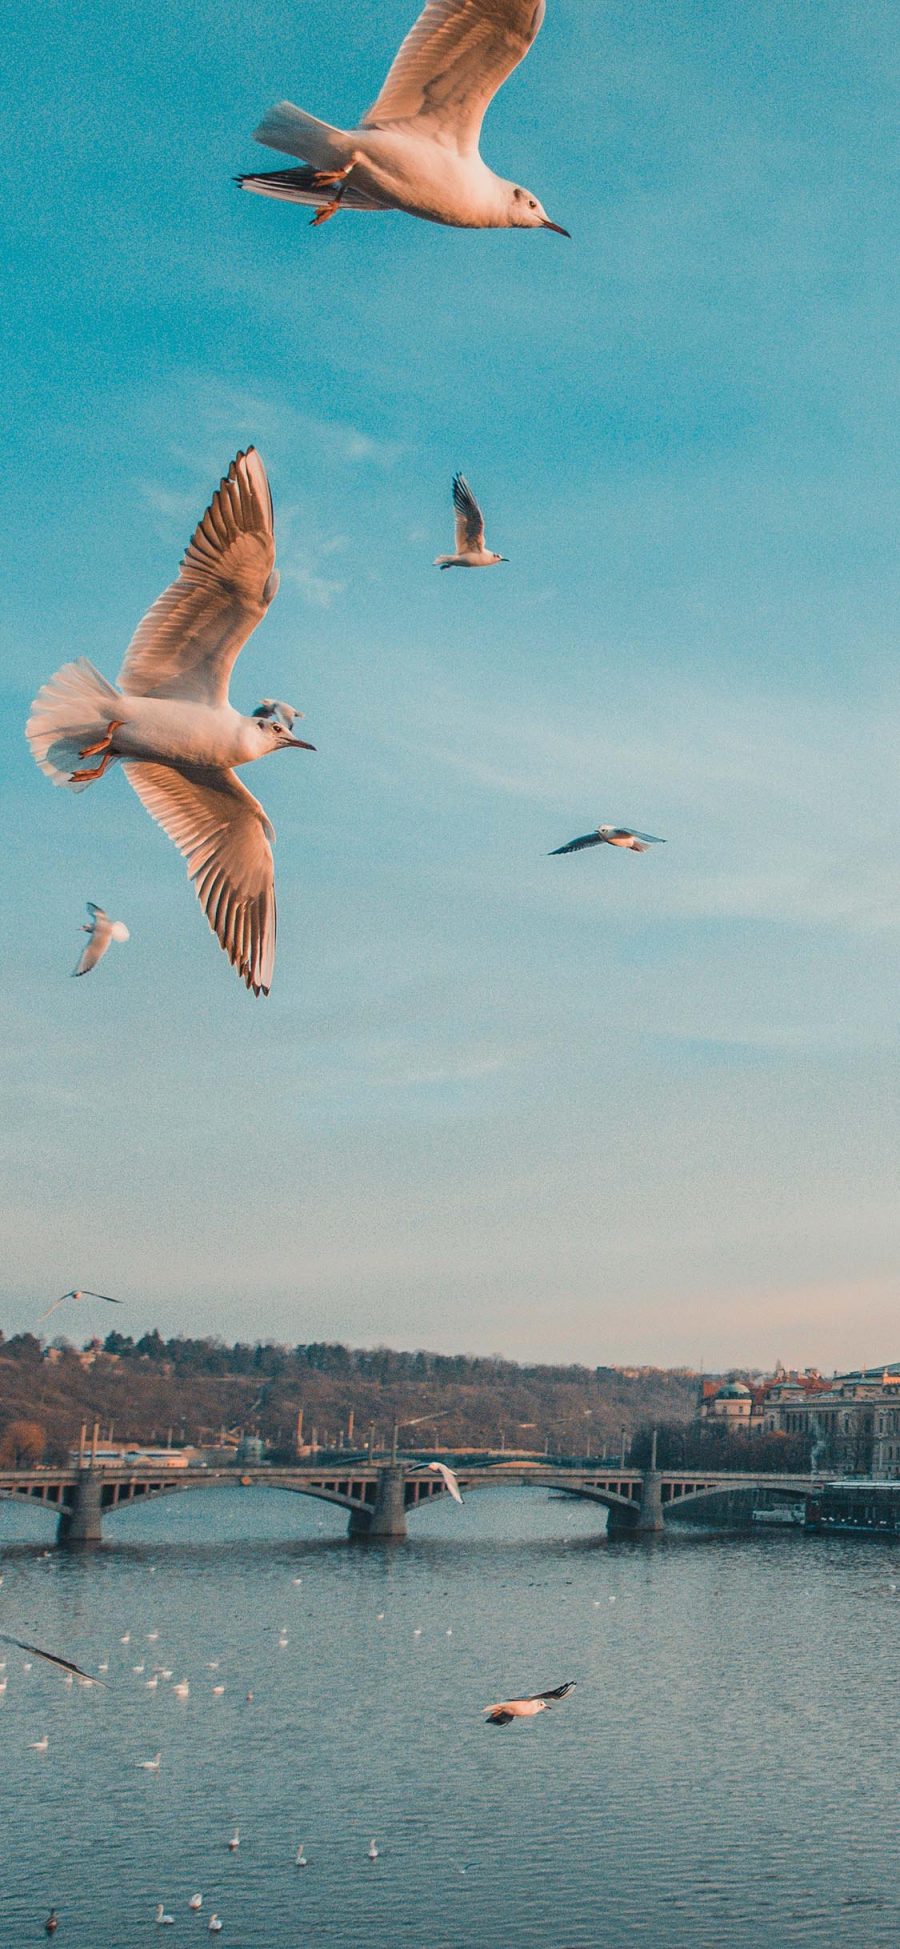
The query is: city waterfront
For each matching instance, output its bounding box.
[1,1485,897,1948]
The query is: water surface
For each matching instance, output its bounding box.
[1,1485,897,1947]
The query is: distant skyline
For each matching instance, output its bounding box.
[2,1,897,1369]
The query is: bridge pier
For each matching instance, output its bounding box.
[633,1468,665,1533]
[348,1465,408,1542]
[57,1471,104,1547]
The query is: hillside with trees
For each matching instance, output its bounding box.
[0,1332,808,1471]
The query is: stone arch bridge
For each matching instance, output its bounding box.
[0,1458,820,1546]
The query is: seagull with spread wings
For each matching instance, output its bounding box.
[26,450,314,997]
[484,1680,575,1726]
[435,475,507,568]
[36,1290,122,1324]
[550,826,666,856]
[72,903,130,977]
[238,0,569,237]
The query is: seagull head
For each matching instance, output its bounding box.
[508,185,569,237]
[490,552,508,564]
[251,706,315,753]
[110,922,130,944]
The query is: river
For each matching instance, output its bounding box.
[0,1485,897,1947]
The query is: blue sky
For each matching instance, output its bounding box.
[2,0,897,1368]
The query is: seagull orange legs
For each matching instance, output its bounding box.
[70,719,122,783]
[309,155,362,226]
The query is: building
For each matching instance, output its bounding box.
[762,1365,900,1478]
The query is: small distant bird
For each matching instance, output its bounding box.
[238,0,569,237]
[136,1752,162,1771]
[29,1735,49,1753]
[295,1845,307,1867]
[44,1912,58,1937]
[550,825,665,856]
[189,1894,203,1911]
[212,1685,225,1697]
[367,1839,379,1861]
[155,1906,175,1927]
[435,475,507,570]
[72,903,129,977]
[25,450,314,997]
[0,1634,103,1686]
[172,1680,189,1700]
[208,1916,223,1934]
[132,1664,145,1675]
[227,1829,240,1852]
[36,1289,122,1325]
[483,1680,576,1726]
[120,1633,131,1645]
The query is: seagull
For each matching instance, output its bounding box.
[136,1752,162,1770]
[237,0,569,237]
[435,475,506,569]
[172,1680,189,1700]
[189,1895,203,1911]
[72,902,130,977]
[29,1735,49,1753]
[410,1459,464,1503]
[208,1916,223,1934]
[549,826,666,856]
[26,450,314,997]
[295,1845,307,1867]
[227,1828,239,1852]
[36,1290,122,1325]
[44,1913,59,1937]
[0,1634,103,1685]
[483,1680,575,1726]
[155,1906,175,1927]
[367,1839,379,1861]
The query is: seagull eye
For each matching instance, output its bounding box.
[529,199,536,209]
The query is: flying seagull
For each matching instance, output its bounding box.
[26,450,314,996]
[414,1459,464,1503]
[0,1633,103,1686]
[435,475,506,569]
[238,0,569,237]
[36,1289,122,1324]
[72,903,129,978]
[483,1680,575,1726]
[550,826,666,855]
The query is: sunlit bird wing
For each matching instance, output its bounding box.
[73,906,111,977]
[117,449,278,708]
[484,1706,515,1725]
[363,0,546,157]
[427,1460,464,1503]
[549,831,601,855]
[123,761,276,995]
[613,830,664,844]
[452,474,485,552]
[0,1633,104,1684]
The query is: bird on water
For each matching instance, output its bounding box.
[26,450,313,997]
[483,1680,576,1725]
[44,1912,58,1937]
[549,826,666,856]
[238,0,569,237]
[435,476,507,569]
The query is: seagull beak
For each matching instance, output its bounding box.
[542,220,570,237]
[287,737,316,751]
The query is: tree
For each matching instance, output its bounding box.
[0,1419,46,1466]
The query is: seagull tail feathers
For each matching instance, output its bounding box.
[251,100,349,169]
[26,657,122,791]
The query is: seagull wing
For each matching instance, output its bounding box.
[116,450,278,707]
[35,1296,66,1323]
[427,1460,464,1503]
[0,1634,103,1684]
[549,832,601,855]
[73,908,112,977]
[363,0,546,157]
[80,1292,123,1304]
[531,1680,576,1702]
[122,761,276,995]
[623,831,665,844]
[484,1705,515,1724]
[452,474,485,552]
